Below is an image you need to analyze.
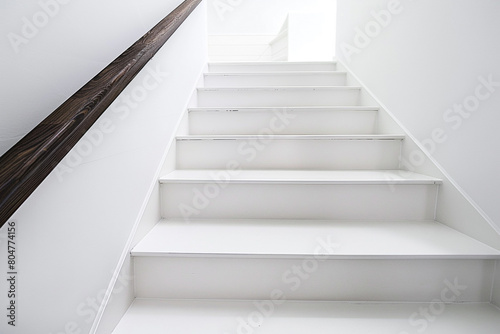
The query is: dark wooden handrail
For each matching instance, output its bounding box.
[0,0,202,228]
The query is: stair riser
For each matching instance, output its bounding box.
[134,257,493,302]
[161,183,438,220]
[204,73,347,87]
[189,110,378,135]
[208,63,337,73]
[176,139,401,170]
[197,89,360,107]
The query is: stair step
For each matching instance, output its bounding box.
[161,169,441,185]
[133,219,500,300]
[132,220,498,259]
[197,87,361,107]
[175,135,404,170]
[159,170,440,221]
[203,71,347,87]
[112,300,500,334]
[188,107,379,135]
[208,61,337,73]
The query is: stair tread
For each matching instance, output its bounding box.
[209,61,337,65]
[160,170,441,185]
[188,106,379,112]
[198,86,360,91]
[112,299,500,334]
[176,134,404,140]
[204,71,346,76]
[131,220,500,259]
[188,106,380,112]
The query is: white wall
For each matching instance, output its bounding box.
[207,0,336,35]
[336,0,500,233]
[287,12,336,61]
[0,1,208,333]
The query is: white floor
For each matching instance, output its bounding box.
[112,299,500,334]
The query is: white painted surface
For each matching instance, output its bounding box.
[337,61,500,251]
[208,61,337,72]
[197,86,360,107]
[96,62,208,333]
[94,255,135,334]
[286,12,336,61]
[188,107,379,135]
[336,0,500,233]
[176,136,402,170]
[133,220,498,259]
[161,170,441,185]
[203,72,347,87]
[114,300,500,334]
[161,183,438,221]
[96,48,208,334]
[134,257,492,301]
[0,2,208,333]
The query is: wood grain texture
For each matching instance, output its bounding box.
[0,0,202,228]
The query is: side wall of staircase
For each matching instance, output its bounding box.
[336,0,500,307]
[336,0,500,241]
[0,2,208,334]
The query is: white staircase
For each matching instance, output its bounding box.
[112,62,500,333]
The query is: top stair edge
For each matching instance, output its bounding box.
[187,106,380,112]
[203,71,346,76]
[208,61,337,66]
